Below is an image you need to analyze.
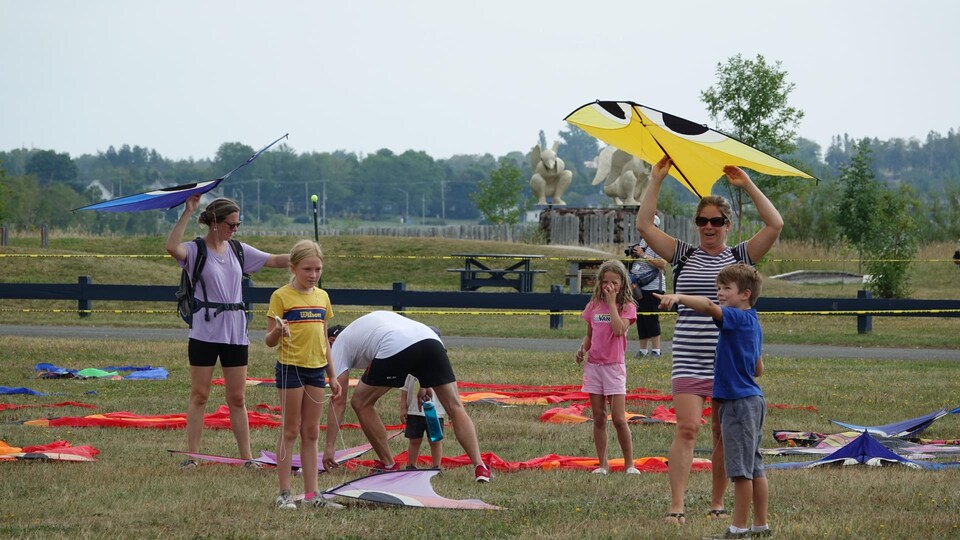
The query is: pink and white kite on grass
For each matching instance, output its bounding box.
[322,469,503,510]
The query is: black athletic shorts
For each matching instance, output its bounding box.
[360,339,455,389]
[188,338,249,368]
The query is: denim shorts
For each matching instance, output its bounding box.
[275,362,328,389]
[718,395,766,479]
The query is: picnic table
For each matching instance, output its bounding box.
[447,253,546,293]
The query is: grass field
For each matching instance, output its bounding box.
[1,336,958,539]
[1,235,959,537]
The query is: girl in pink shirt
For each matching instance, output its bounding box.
[576,260,638,474]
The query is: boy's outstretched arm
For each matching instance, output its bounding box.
[653,293,722,321]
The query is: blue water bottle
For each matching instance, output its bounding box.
[422,398,444,443]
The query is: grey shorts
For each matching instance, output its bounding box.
[717,395,766,480]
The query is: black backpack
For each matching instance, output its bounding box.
[176,237,247,328]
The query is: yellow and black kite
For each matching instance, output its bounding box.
[565,100,815,198]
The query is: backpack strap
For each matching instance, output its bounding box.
[228,239,249,320]
[191,238,213,322]
[672,245,696,293]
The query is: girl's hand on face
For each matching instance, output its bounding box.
[604,282,619,302]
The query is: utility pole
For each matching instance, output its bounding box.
[421,192,425,225]
[256,178,261,224]
[321,179,327,225]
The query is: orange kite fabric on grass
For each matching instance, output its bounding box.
[540,404,710,425]
[355,451,712,474]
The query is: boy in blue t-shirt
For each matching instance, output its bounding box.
[655,265,770,539]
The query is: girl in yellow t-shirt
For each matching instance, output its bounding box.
[266,240,342,510]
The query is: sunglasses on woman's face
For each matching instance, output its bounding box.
[222,221,242,231]
[695,216,728,227]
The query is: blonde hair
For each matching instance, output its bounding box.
[717,264,762,307]
[288,240,324,285]
[590,260,634,310]
[198,198,240,226]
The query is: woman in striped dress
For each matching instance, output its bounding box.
[636,156,783,524]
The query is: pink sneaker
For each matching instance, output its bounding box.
[474,464,491,483]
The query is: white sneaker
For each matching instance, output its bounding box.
[634,350,648,359]
[309,497,344,509]
[275,490,297,510]
[625,467,640,474]
[591,467,609,475]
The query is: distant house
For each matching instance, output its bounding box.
[86,180,113,200]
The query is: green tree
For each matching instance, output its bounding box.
[701,53,807,231]
[837,140,881,271]
[470,160,529,225]
[863,185,918,298]
[25,149,78,185]
[836,139,918,298]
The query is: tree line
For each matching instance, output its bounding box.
[1,127,956,240]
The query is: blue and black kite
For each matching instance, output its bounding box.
[75,133,288,212]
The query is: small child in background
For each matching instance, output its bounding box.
[266,240,342,510]
[576,260,638,475]
[399,374,445,469]
[656,265,770,538]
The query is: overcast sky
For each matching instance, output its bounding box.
[3,1,958,163]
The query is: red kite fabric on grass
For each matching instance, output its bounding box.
[0,401,97,411]
[20,405,403,431]
[23,405,281,430]
[1,439,99,462]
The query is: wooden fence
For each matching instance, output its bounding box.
[3,278,959,332]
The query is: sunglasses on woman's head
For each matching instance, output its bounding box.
[695,216,728,227]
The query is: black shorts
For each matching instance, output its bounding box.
[188,338,249,368]
[360,339,455,389]
[404,414,429,439]
[635,290,662,340]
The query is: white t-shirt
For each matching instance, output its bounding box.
[402,374,447,418]
[330,311,443,378]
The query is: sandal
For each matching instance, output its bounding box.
[664,512,685,524]
[708,508,730,519]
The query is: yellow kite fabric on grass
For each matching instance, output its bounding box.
[565,101,815,198]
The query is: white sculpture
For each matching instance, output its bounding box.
[592,146,649,206]
[530,141,573,206]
